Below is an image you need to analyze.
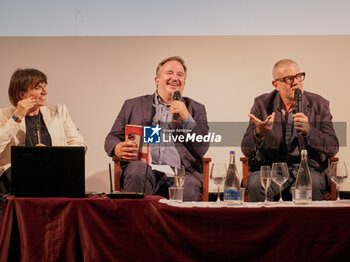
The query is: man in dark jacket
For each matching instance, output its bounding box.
[241,59,339,201]
[105,56,209,201]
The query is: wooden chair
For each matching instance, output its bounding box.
[112,157,212,201]
[240,156,339,201]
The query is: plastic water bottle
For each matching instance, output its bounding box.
[294,149,312,204]
[224,151,240,205]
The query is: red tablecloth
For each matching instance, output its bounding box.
[1,196,350,262]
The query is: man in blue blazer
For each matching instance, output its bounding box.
[105,56,209,201]
[241,59,339,201]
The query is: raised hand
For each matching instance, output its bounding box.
[293,112,309,135]
[170,100,189,121]
[114,141,139,161]
[248,112,275,137]
[14,97,37,119]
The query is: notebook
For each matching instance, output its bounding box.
[11,146,85,197]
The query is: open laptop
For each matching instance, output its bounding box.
[11,146,85,197]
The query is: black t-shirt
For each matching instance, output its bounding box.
[25,113,52,146]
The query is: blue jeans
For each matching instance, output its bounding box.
[246,166,327,201]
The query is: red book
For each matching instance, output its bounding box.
[125,124,149,163]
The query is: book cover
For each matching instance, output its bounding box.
[125,124,149,163]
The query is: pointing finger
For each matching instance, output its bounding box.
[248,114,261,123]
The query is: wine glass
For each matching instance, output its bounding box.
[174,166,186,187]
[260,165,271,203]
[329,161,348,201]
[271,162,289,203]
[210,162,227,202]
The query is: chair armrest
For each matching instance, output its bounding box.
[240,157,249,187]
[202,157,212,201]
[112,156,121,191]
[324,156,339,200]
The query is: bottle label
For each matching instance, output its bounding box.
[224,189,240,201]
[294,188,312,204]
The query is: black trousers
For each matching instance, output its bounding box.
[0,168,11,195]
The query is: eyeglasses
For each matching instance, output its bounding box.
[275,72,306,85]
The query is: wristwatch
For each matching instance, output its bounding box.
[12,115,22,123]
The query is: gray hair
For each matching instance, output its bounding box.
[272,59,298,79]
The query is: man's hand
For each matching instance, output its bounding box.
[14,97,36,119]
[114,141,139,161]
[293,113,309,135]
[248,112,276,138]
[170,100,189,121]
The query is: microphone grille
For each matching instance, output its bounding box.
[294,89,302,100]
[173,91,181,101]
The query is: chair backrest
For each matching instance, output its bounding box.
[240,156,339,201]
[112,157,212,201]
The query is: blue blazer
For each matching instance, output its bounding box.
[104,94,209,181]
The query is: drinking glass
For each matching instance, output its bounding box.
[210,162,227,202]
[329,161,348,201]
[174,166,186,187]
[260,165,271,203]
[271,162,289,203]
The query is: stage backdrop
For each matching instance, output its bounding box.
[0,36,349,192]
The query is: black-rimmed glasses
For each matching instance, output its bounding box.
[275,72,306,85]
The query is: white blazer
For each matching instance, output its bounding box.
[0,104,87,176]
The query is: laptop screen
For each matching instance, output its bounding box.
[11,146,85,197]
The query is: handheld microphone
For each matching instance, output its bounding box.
[173,91,181,122]
[294,89,304,139]
[294,89,302,113]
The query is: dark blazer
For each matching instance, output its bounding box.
[104,94,209,181]
[241,90,339,171]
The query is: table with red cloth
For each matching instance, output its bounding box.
[1,195,350,262]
